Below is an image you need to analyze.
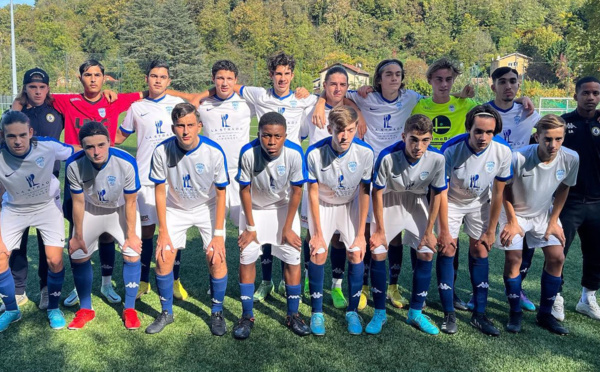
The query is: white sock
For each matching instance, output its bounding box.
[582,287,596,304]
[102,276,112,287]
[332,278,342,289]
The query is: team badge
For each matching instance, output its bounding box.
[166,106,173,114]
[449,105,455,112]
[556,169,566,181]
[232,101,239,111]
[514,116,521,125]
[277,165,286,176]
[419,171,430,180]
[290,100,298,108]
[195,163,205,175]
[107,175,116,186]
[348,161,357,173]
[485,161,495,173]
[592,126,600,136]
[46,113,55,123]
[98,108,106,118]
[35,156,45,168]
[396,101,403,110]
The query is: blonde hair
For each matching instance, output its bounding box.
[536,114,566,133]
[426,58,462,80]
[328,106,358,132]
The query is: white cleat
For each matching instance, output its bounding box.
[576,296,600,320]
[551,293,565,322]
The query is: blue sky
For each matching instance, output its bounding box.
[0,0,35,7]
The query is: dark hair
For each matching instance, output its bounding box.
[324,66,348,83]
[575,76,600,93]
[171,102,200,123]
[212,60,238,78]
[465,104,503,135]
[78,121,109,144]
[491,67,519,82]
[404,114,433,134]
[79,59,105,75]
[146,60,170,76]
[373,59,405,93]
[1,110,30,131]
[267,52,295,74]
[259,112,287,131]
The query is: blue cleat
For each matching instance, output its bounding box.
[406,308,439,335]
[48,309,66,330]
[345,311,363,335]
[0,309,22,332]
[467,295,475,311]
[310,313,326,336]
[520,290,536,312]
[365,309,387,335]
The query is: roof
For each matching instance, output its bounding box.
[495,53,532,61]
[319,62,370,76]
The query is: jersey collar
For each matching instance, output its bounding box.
[145,95,167,103]
[378,92,400,104]
[214,93,235,102]
[271,89,294,100]
[488,100,514,113]
[327,137,353,158]
[464,136,491,156]
[176,135,203,155]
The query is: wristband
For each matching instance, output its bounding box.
[245,225,256,232]
[213,229,225,237]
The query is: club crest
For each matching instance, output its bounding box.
[485,161,495,173]
[277,165,286,176]
[556,169,566,181]
[35,156,45,168]
[107,175,116,186]
[419,171,430,180]
[348,161,357,173]
[195,163,205,175]
[98,108,106,118]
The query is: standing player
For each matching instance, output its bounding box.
[370,114,447,335]
[115,61,188,301]
[439,105,512,336]
[305,106,373,335]
[497,114,578,335]
[146,103,229,335]
[0,111,72,331]
[66,121,142,330]
[233,112,309,339]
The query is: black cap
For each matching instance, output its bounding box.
[23,68,49,85]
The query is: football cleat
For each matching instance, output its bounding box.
[0,310,22,332]
[136,281,151,300]
[145,310,174,334]
[470,313,500,336]
[520,290,536,312]
[506,311,523,333]
[47,309,66,330]
[123,308,141,330]
[173,279,188,301]
[441,312,458,334]
[39,287,49,310]
[387,284,409,308]
[310,313,326,336]
[345,311,363,335]
[233,314,254,340]
[285,313,310,337]
[358,285,370,311]
[537,312,569,335]
[101,284,122,304]
[253,281,274,302]
[63,289,79,307]
[551,293,565,321]
[210,311,227,336]
[366,309,388,335]
[406,309,439,335]
[68,309,96,330]
[331,287,348,309]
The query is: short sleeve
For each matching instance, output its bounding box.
[372,154,389,189]
[66,161,83,194]
[50,94,77,115]
[496,147,513,182]
[235,148,253,186]
[361,149,374,184]
[306,149,318,183]
[300,110,311,141]
[443,150,453,180]
[431,157,448,191]
[214,149,230,188]
[289,150,306,186]
[149,146,167,184]
[239,86,266,105]
[563,153,580,187]
[48,139,74,161]
[123,160,141,194]
[120,108,136,134]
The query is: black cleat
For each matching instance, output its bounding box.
[210,311,227,336]
[470,313,500,336]
[285,313,311,336]
[145,310,174,334]
[506,311,523,333]
[536,312,569,335]
[233,314,254,340]
[441,312,458,334]
[453,293,469,311]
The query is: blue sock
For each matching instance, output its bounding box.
[540,270,561,314]
[99,241,115,277]
[240,283,254,317]
[123,260,141,309]
[469,255,489,314]
[308,261,324,313]
[436,255,455,313]
[261,244,273,282]
[156,272,174,314]
[210,275,227,313]
[331,247,346,280]
[504,275,522,312]
[303,239,310,272]
[47,268,65,310]
[72,260,93,309]
[362,248,371,285]
[370,259,387,310]
[347,262,364,312]
[173,250,182,281]
[388,244,403,285]
[410,248,418,271]
[140,238,154,283]
[0,269,17,311]
[286,284,301,315]
[411,258,432,310]
[520,245,535,281]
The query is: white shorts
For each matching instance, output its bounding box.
[167,203,221,251]
[308,198,359,253]
[1,198,65,251]
[370,192,434,254]
[70,202,142,260]
[495,209,562,251]
[239,207,301,265]
[226,179,241,227]
[446,201,490,240]
[138,185,158,227]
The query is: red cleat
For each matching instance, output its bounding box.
[123,308,141,330]
[68,309,95,330]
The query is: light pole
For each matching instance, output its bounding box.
[10,0,18,99]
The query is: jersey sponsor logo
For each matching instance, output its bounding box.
[503,129,512,144]
[26,174,39,187]
[383,114,392,129]
[348,161,357,173]
[35,156,45,168]
[278,107,286,115]
[195,163,205,175]
[97,189,108,202]
[107,175,116,187]
[182,174,192,188]
[556,169,566,181]
[98,108,106,118]
[155,120,165,134]
[592,126,600,136]
[221,114,230,128]
[337,174,344,189]
[276,165,286,176]
[46,113,55,123]
[469,174,480,190]
[432,115,451,135]
[75,117,109,130]
[485,161,495,173]
[420,171,430,180]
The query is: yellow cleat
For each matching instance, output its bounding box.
[173,279,188,301]
[358,285,370,310]
[387,284,409,308]
[136,281,151,300]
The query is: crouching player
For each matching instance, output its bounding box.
[305,106,374,335]
[370,114,446,335]
[234,112,308,339]
[146,103,229,335]
[0,111,73,331]
[66,121,142,330]
[497,114,578,335]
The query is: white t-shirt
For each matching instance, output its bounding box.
[300,103,333,146]
[488,101,541,150]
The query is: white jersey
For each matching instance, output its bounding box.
[488,101,541,150]
[346,89,422,157]
[67,148,140,209]
[373,142,447,195]
[509,145,579,217]
[239,86,318,144]
[119,95,184,185]
[236,139,305,210]
[198,93,253,174]
[300,104,332,145]
[150,136,229,210]
[306,137,374,205]
[442,134,512,208]
[0,137,73,212]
